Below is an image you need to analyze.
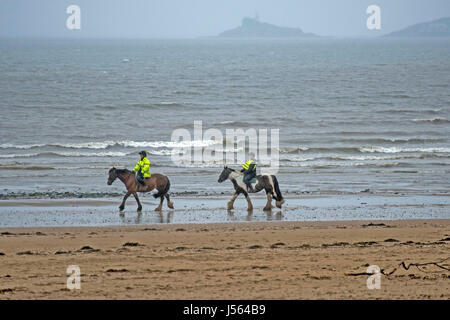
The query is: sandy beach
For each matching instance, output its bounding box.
[0,219,449,299]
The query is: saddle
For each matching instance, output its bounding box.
[136,176,148,189]
[246,177,259,193]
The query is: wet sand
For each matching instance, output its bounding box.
[0,194,448,227]
[0,219,449,299]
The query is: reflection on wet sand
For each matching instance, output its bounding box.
[0,195,448,228]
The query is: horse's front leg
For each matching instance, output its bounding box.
[133,192,142,212]
[243,191,253,212]
[119,191,131,211]
[227,192,239,210]
[263,192,273,211]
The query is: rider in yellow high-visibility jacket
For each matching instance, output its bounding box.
[241,152,257,192]
[133,151,151,185]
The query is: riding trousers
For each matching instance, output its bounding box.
[136,173,146,186]
[243,171,256,186]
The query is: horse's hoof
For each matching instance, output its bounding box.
[263,206,272,211]
[276,200,285,208]
[137,208,142,212]
[167,202,174,209]
[154,207,162,211]
[119,206,124,211]
[227,202,234,210]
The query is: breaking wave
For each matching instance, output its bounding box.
[0,151,133,159]
[411,118,448,123]
[279,146,450,154]
[0,139,220,150]
[359,146,450,154]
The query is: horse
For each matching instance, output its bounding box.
[107,167,174,212]
[217,166,285,211]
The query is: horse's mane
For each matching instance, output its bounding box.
[227,167,243,179]
[116,168,133,175]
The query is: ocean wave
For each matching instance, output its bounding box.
[0,143,45,150]
[89,102,190,110]
[281,146,373,154]
[338,137,445,144]
[331,154,448,161]
[170,161,224,168]
[55,151,134,157]
[281,161,411,168]
[214,120,253,127]
[0,139,220,150]
[359,146,450,154]
[0,153,39,158]
[376,109,441,114]
[380,94,412,99]
[283,153,448,162]
[172,90,201,96]
[0,151,133,159]
[154,102,185,107]
[280,145,450,155]
[279,147,310,153]
[412,118,448,123]
[147,149,175,156]
[54,141,119,149]
[121,139,219,148]
[0,165,56,170]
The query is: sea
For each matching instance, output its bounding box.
[1,38,449,199]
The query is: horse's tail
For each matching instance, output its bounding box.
[272,175,283,201]
[153,177,170,198]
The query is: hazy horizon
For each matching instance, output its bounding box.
[1,0,450,39]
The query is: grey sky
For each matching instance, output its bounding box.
[1,0,449,38]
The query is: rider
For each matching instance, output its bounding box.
[241,152,257,192]
[132,151,151,186]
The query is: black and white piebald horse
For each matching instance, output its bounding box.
[218,166,285,211]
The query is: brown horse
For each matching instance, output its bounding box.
[107,167,174,212]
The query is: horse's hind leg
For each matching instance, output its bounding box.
[165,194,174,209]
[155,196,164,211]
[276,198,285,208]
[119,191,131,211]
[133,192,142,212]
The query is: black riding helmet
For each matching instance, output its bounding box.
[139,150,147,157]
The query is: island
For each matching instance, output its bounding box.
[386,17,450,37]
[218,17,316,38]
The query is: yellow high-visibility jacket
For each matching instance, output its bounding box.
[133,157,151,178]
[242,159,256,171]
